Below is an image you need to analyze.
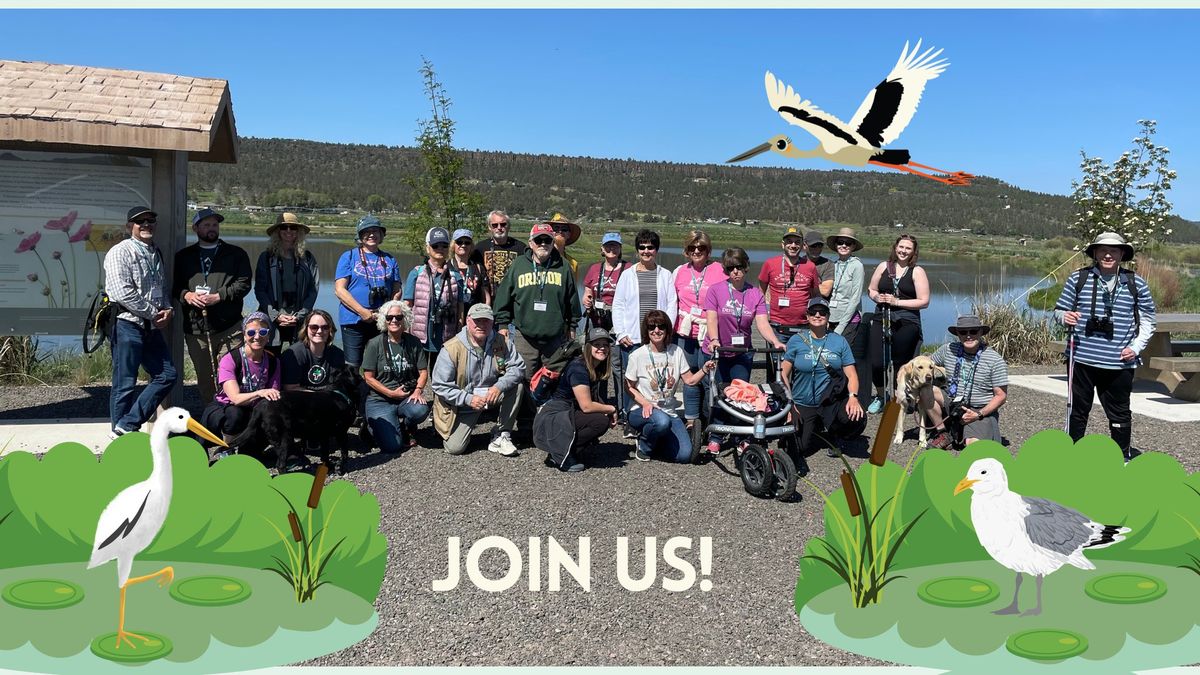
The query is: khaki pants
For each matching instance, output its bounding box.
[442,385,522,455]
[185,322,245,404]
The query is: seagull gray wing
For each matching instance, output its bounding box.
[1022,496,1095,556]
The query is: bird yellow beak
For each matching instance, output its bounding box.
[727,141,772,163]
[187,418,227,447]
[953,478,979,496]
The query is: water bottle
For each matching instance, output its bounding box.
[754,414,766,439]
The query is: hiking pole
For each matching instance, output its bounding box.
[882,304,894,406]
[201,306,218,396]
[1064,326,1076,434]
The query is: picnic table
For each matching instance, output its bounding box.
[1137,313,1200,401]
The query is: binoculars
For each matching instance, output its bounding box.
[368,286,390,308]
[1084,315,1114,341]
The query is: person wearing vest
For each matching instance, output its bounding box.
[430,303,526,456]
[173,207,253,405]
[865,234,930,413]
[255,211,319,354]
[403,227,463,355]
[1055,232,1157,462]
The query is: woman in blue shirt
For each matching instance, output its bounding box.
[333,215,402,367]
[781,298,866,457]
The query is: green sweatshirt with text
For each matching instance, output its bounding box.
[493,249,582,340]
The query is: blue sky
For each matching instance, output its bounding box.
[3,8,1198,219]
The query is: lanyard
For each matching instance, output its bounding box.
[689,264,706,304]
[727,281,748,326]
[809,337,827,402]
[358,247,387,284]
[534,259,550,299]
[832,258,851,297]
[783,257,799,290]
[950,345,979,406]
[240,347,265,392]
[598,260,623,296]
[427,262,449,311]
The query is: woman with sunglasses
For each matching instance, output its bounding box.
[281,309,346,392]
[671,230,726,429]
[612,230,678,433]
[334,215,402,368]
[402,227,463,355]
[781,298,866,457]
[534,328,619,473]
[865,234,929,413]
[625,310,715,462]
[449,228,490,311]
[255,212,319,354]
[362,300,431,454]
[824,228,865,344]
[925,316,1008,449]
[702,248,785,453]
[200,312,282,448]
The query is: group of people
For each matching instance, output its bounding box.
[102,201,1157,472]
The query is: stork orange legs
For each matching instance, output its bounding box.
[870,159,974,186]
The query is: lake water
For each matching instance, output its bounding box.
[37,236,1055,352]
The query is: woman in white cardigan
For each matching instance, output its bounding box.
[611,229,678,430]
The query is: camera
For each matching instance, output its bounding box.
[1085,315,1114,341]
[944,397,967,449]
[368,286,390,308]
[397,376,418,393]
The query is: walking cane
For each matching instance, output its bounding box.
[1063,326,1076,434]
[201,306,218,396]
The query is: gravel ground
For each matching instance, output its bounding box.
[1,367,1197,666]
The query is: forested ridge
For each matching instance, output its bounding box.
[188,137,1199,241]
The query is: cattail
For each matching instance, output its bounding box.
[288,512,302,541]
[307,463,330,509]
[841,471,861,517]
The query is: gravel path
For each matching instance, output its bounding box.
[1,367,1196,666]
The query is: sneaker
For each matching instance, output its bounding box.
[1123,447,1142,464]
[867,397,883,414]
[562,462,587,473]
[210,449,233,462]
[488,431,518,457]
[706,440,722,455]
[826,444,842,458]
[634,447,652,462]
[107,426,130,441]
[927,431,952,450]
[623,425,638,439]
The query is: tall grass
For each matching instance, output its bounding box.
[972,301,1063,365]
[1134,253,1183,309]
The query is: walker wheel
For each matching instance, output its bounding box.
[740,444,773,497]
[767,448,797,502]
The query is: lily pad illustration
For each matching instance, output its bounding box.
[1084,573,1167,605]
[1005,628,1088,661]
[917,576,999,608]
[170,575,252,607]
[2,579,84,610]
[90,631,173,663]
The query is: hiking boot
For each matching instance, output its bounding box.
[488,431,518,457]
[623,424,638,439]
[867,397,883,414]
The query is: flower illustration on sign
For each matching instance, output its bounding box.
[15,231,41,253]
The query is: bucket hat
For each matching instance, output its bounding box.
[947,315,991,337]
[1084,232,1134,262]
[268,211,309,235]
[356,215,386,238]
[825,227,863,252]
[546,213,582,246]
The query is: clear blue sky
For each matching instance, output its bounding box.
[3,8,1198,220]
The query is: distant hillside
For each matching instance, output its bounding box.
[188,137,1199,242]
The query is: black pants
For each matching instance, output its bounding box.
[573,410,610,451]
[1069,363,1133,452]
[200,402,252,437]
[793,402,868,454]
[868,319,922,390]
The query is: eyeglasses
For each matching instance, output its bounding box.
[532,236,554,246]
[455,239,473,246]
[490,222,509,229]
[132,218,157,226]
[687,245,709,253]
[245,328,270,338]
[724,265,747,273]
[431,243,449,250]
[647,323,668,332]
[591,342,612,350]
[959,329,982,337]
[807,308,830,317]
[307,324,330,332]
[637,244,658,251]
[552,224,571,234]
[834,239,853,247]
[385,315,405,323]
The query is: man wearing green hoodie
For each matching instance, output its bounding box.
[494,223,583,383]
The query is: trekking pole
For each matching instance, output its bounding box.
[1063,326,1075,434]
[882,304,894,406]
[201,307,218,394]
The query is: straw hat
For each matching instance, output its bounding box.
[546,213,582,246]
[268,211,310,235]
[1084,232,1134,262]
[825,227,863,252]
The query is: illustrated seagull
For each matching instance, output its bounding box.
[728,40,973,186]
[954,458,1129,616]
[87,408,226,649]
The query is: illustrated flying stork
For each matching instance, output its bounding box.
[728,40,973,186]
[954,458,1129,616]
[87,408,226,649]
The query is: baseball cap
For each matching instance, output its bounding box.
[192,207,224,227]
[426,227,451,246]
[587,327,614,344]
[467,303,494,320]
[451,228,474,242]
[782,225,803,241]
[530,223,555,238]
[807,297,831,312]
[127,206,156,222]
[804,230,824,247]
[601,232,622,245]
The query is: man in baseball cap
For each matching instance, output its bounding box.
[805,228,835,297]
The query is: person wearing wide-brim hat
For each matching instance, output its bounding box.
[533,327,620,473]
[255,211,319,353]
[823,226,866,347]
[547,213,582,275]
[1054,231,1157,462]
[334,214,403,368]
[925,315,1009,449]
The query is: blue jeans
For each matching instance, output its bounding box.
[616,343,636,421]
[365,396,431,454]
[675,336,708,420]
[341,320,380,368]
[628,406,691,463]
[110,319,178,433]
[708,352,753,444]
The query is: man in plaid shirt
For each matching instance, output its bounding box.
[103,206,179,439]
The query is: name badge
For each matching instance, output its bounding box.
[731,335,746,346]
[778,297,790,307]
[472,387,491,398]
[594,301,606,310]
[690,306,702,316]
[194,285,211,296]
[533,301,548,312]
[829,299,840,308]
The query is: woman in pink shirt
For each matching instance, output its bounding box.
[200,312,282,450]
[671,231,726,426]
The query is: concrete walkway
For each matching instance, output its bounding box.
[0,419,146,457]
[1008,373,1200,423]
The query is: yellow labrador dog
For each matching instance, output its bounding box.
[893,355,948,446]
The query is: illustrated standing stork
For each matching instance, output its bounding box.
[87,407,226,649]
[954,458,1129,616]
[728,40,973,186]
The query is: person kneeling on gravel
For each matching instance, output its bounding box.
[431,303,525,456]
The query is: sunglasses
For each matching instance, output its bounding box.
[834,239,854,247]
[245,328,270,338]
[724,265,747,273]
[687,245,709,253]
[637,244,658,251]
[307,324,330,332]
[807,308,830,317]
[361,230,383,238]
[959,329,982,337]
[385,315,405,323]
[455,239,473,246]
[277,225,301,232]
[590,341,612,350]
[552,224,571,234]
[431,242,449,250]
[533,236,554,246]
[647,323,669,332]
[132,218,157,226]
[490,222,509,229]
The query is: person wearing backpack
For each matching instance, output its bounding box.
[199,312,281,449]
[581,232,631,403]
[255,211,319,354]
[403,227,463,355]
[1054,232,1157,462]
[534,328,619,473]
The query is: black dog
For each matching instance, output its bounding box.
[228,365,362,473]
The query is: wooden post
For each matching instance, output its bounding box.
[152,149,188,412]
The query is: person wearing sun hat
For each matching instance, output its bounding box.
[925,315,1009,449]
[334,214,402,367]
[1054,231,1156,462]
[255,211,319,353]
[547,213,582,275]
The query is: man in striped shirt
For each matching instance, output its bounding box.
[1055,232,1157,462]
[102,206,179,439]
